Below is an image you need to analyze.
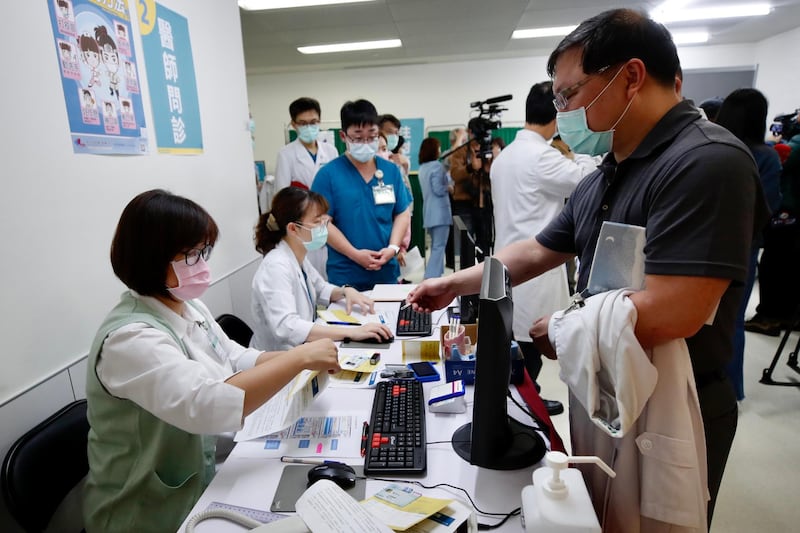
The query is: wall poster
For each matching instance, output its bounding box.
[139,1,203,154]
[48,0,148,155]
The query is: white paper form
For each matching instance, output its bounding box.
[235,370,329,442]
[295,480,393,533]
[260,414,361,458]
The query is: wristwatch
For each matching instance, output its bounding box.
[387,244,400,256]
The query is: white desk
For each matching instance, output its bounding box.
[180,302,543,532]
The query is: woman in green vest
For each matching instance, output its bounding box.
[83,189,341,532]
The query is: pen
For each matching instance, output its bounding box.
[280,457,340,465]
[400,302,411,311]
[327,321,360,326]
[360,421,369,457]
[378,314,386,324]
[369,352,380,365]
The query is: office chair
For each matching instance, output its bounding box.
[1,399,89,533]
[216,313,254,347]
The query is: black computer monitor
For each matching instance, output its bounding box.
[451,257,546,470]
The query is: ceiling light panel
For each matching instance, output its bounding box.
[238,0,374,11]
[297,39,402,54]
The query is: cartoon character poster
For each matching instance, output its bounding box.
[140,2,203,154]
[48,0,147,155]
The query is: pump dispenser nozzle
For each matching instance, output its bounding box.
[521,452,615,533]
[542,451,615,499]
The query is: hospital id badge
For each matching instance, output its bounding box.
[372,183,395,205]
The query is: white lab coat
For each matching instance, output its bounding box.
[250,240,335,351]
[490,129,599,341]
[97,294,256,434]
[549,289,708,533]
[274,138,339,191]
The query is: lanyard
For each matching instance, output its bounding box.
[301,268,317,320]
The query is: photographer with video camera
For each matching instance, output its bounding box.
[446,96,511,262]
[746,109,800,336]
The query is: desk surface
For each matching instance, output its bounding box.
[180,302,543,532]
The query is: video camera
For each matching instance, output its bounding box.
[770,110,799,139]
[468,94,512,160]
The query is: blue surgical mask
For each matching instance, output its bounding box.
[555,65,633,156]
[348,140,378,163]
[385,133,399,151]
[297,124,320,144]
[300,223,328,251]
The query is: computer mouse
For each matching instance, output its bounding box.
[306,462,357,489]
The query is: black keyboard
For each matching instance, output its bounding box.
[395,300,432,337]
[364,380,426,475]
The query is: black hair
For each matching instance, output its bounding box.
[716,89,770,147]
[699,97,724,123]
[526,81,557,125]
[378,114,401,129]
[110,189,219,298]
[546,8,679,87]
[289,97,321,121]
[254,187,329,255]
[340,99,378,131]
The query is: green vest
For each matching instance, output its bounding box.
[83,292,214,532]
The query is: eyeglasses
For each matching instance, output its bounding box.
[295,119,320,127]
[182,244,213,266]
[345,134,380,144]
[296,216,331,230]
[552,65,611,112]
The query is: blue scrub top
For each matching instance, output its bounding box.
[311,155,411,289]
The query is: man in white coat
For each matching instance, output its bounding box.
[275,97,339,191]
[490,81,599,415]
[275,97,339,277]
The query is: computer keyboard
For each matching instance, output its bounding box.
[395,300,432,337]
[364,380,427,475]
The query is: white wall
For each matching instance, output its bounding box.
[0,0,260,406]
[247,40,772,174]
[754,25,800,123]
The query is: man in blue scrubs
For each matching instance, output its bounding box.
[312,99,411,290]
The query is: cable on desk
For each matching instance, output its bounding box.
[369,477,521,530]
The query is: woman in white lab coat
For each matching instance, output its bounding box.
[251,187,393,351]
[84,189,341,532]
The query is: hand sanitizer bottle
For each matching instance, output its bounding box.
[521,451,615,533]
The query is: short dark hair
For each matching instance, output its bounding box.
[716,88,769,147]
[110,190,219,298]
[526,81,556,125]
[699,97,724,123]
[340,99,378,131]
[254,187,329,255]
[289,97,321,121]
[546,8,679,87]
[378,114,401,129]
[418,137,440,164]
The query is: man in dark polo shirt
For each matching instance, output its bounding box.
[407,8,768,527]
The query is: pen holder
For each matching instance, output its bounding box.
[443,325,467,359]
[441,324,478,384]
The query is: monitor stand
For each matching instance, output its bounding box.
[452,418,545,470]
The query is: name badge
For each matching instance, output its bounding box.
[372,183,395,205]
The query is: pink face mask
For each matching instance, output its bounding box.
[167,257,211,301]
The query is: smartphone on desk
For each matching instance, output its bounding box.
[407,362,440,383]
